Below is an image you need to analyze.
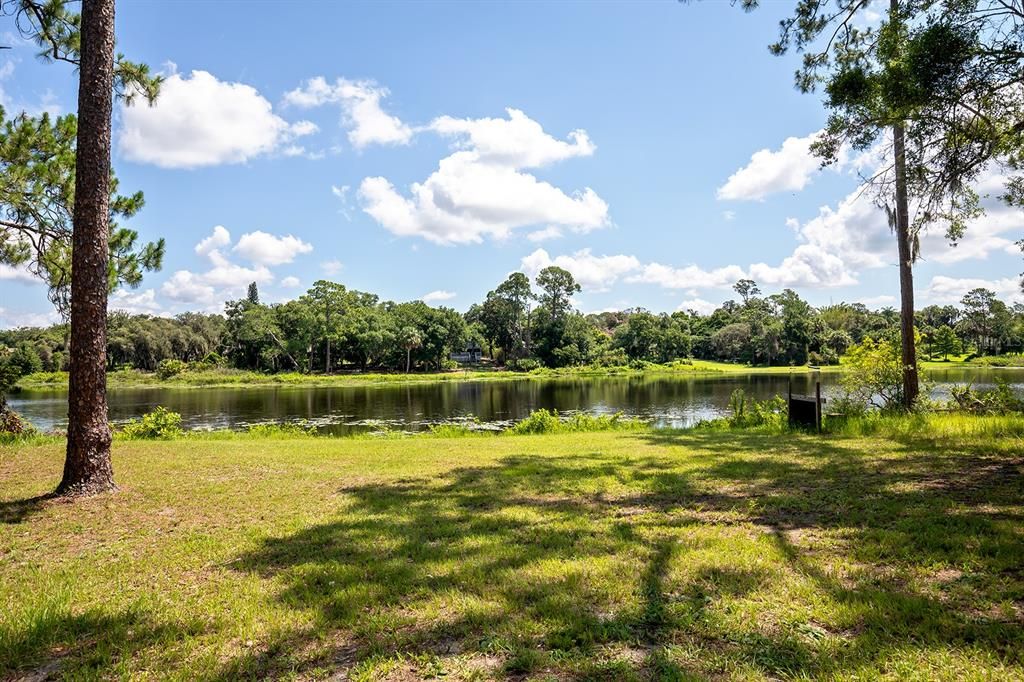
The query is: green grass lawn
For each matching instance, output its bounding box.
[2,426,1023,680]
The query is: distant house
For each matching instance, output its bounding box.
[450,340,483,363]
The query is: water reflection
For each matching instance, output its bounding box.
[9,368,1024,435]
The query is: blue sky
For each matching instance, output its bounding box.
[1,0,1021,327]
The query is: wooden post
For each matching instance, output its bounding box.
[815,380,822,433]
[787,377,793,428]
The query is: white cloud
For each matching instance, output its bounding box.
[120,70,316,168]
[429,108,595,167]
[321,260,343,276]
[109,288,165,315]
[0,307,59,328]
[161,270,217,306]
[748,244,858,288]
[0,262,37,284]
[527,226,563,242]
[284,76,412,148]
[628,262,747,290]
[233,231,313,266]
[722,210,736,221]
[520,248,640,292]
[331,184,355,220]
[161,226,277,307]
[422,290,456,303]
[924,275,1023,305]
[857,294,897,307]
[360,108,608,245]
[676,298,719,315]
[195,225,232,257]
[280,276,301,288]
[717,131,823,201]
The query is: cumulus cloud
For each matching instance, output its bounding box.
[109,288,165,315]
[429,108,595,167]
[628,262,747,290]
[161,226,292,307]
[717,131,824,201]
[422,290,456,303]
[0,307,59,328]
[233,231,313,266]
[520,248,640,292]
[360,108,608,245]
[280,276,301,288]
[195,225,232,257]
[676,298,720,315]
[284,76,412,148]
[120,70,316,168]
[924,275,1023,305]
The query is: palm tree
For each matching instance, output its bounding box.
[399,327,422,374]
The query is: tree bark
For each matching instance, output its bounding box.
[56,0,117,496]
[892,120,919,408]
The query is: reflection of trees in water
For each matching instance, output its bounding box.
[13,369,1024,433]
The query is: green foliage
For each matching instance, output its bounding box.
[949,379,1024,414]
[426,420,484,438]
[825,411,1024,440]
[119,407,183,440]
[840,335,918,410]
[972,354,1024,367]
[507,358,540,372]
[0,109,164,314]
[245,421,318,438]
[506,409,646,435]
[727,389,788,429]
[932,325,962,360]
[156,359,187,380]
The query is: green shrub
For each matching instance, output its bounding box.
[973,353,1024,367]
[725,389,787,429]
[156,359,188,380]
[507,358,541,372]
[593,348,629,368]
[246,421,318,437]
[508,408,563,433]
[120,407,183,440]
[949,379,1024,414]
[507,408,646,434]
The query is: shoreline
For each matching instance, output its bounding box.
[11,361,853,391]
[11,359,1018,392]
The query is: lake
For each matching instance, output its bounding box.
[8,367,1024,435]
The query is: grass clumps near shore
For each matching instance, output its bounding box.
[506,408,647,434]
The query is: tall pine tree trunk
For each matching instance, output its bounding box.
[57,0,117,496]
[892,120,919,408]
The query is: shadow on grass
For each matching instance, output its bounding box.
[213,430,1024,679]
[0,606,206,679]
[0,493,55,525]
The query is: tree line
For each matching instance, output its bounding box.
[4,272,1022,378]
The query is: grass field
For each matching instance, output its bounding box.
[2,424,1023,680]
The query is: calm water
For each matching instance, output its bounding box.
[9,368,1024,435]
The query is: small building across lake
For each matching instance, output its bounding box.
[450,340,483,363]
